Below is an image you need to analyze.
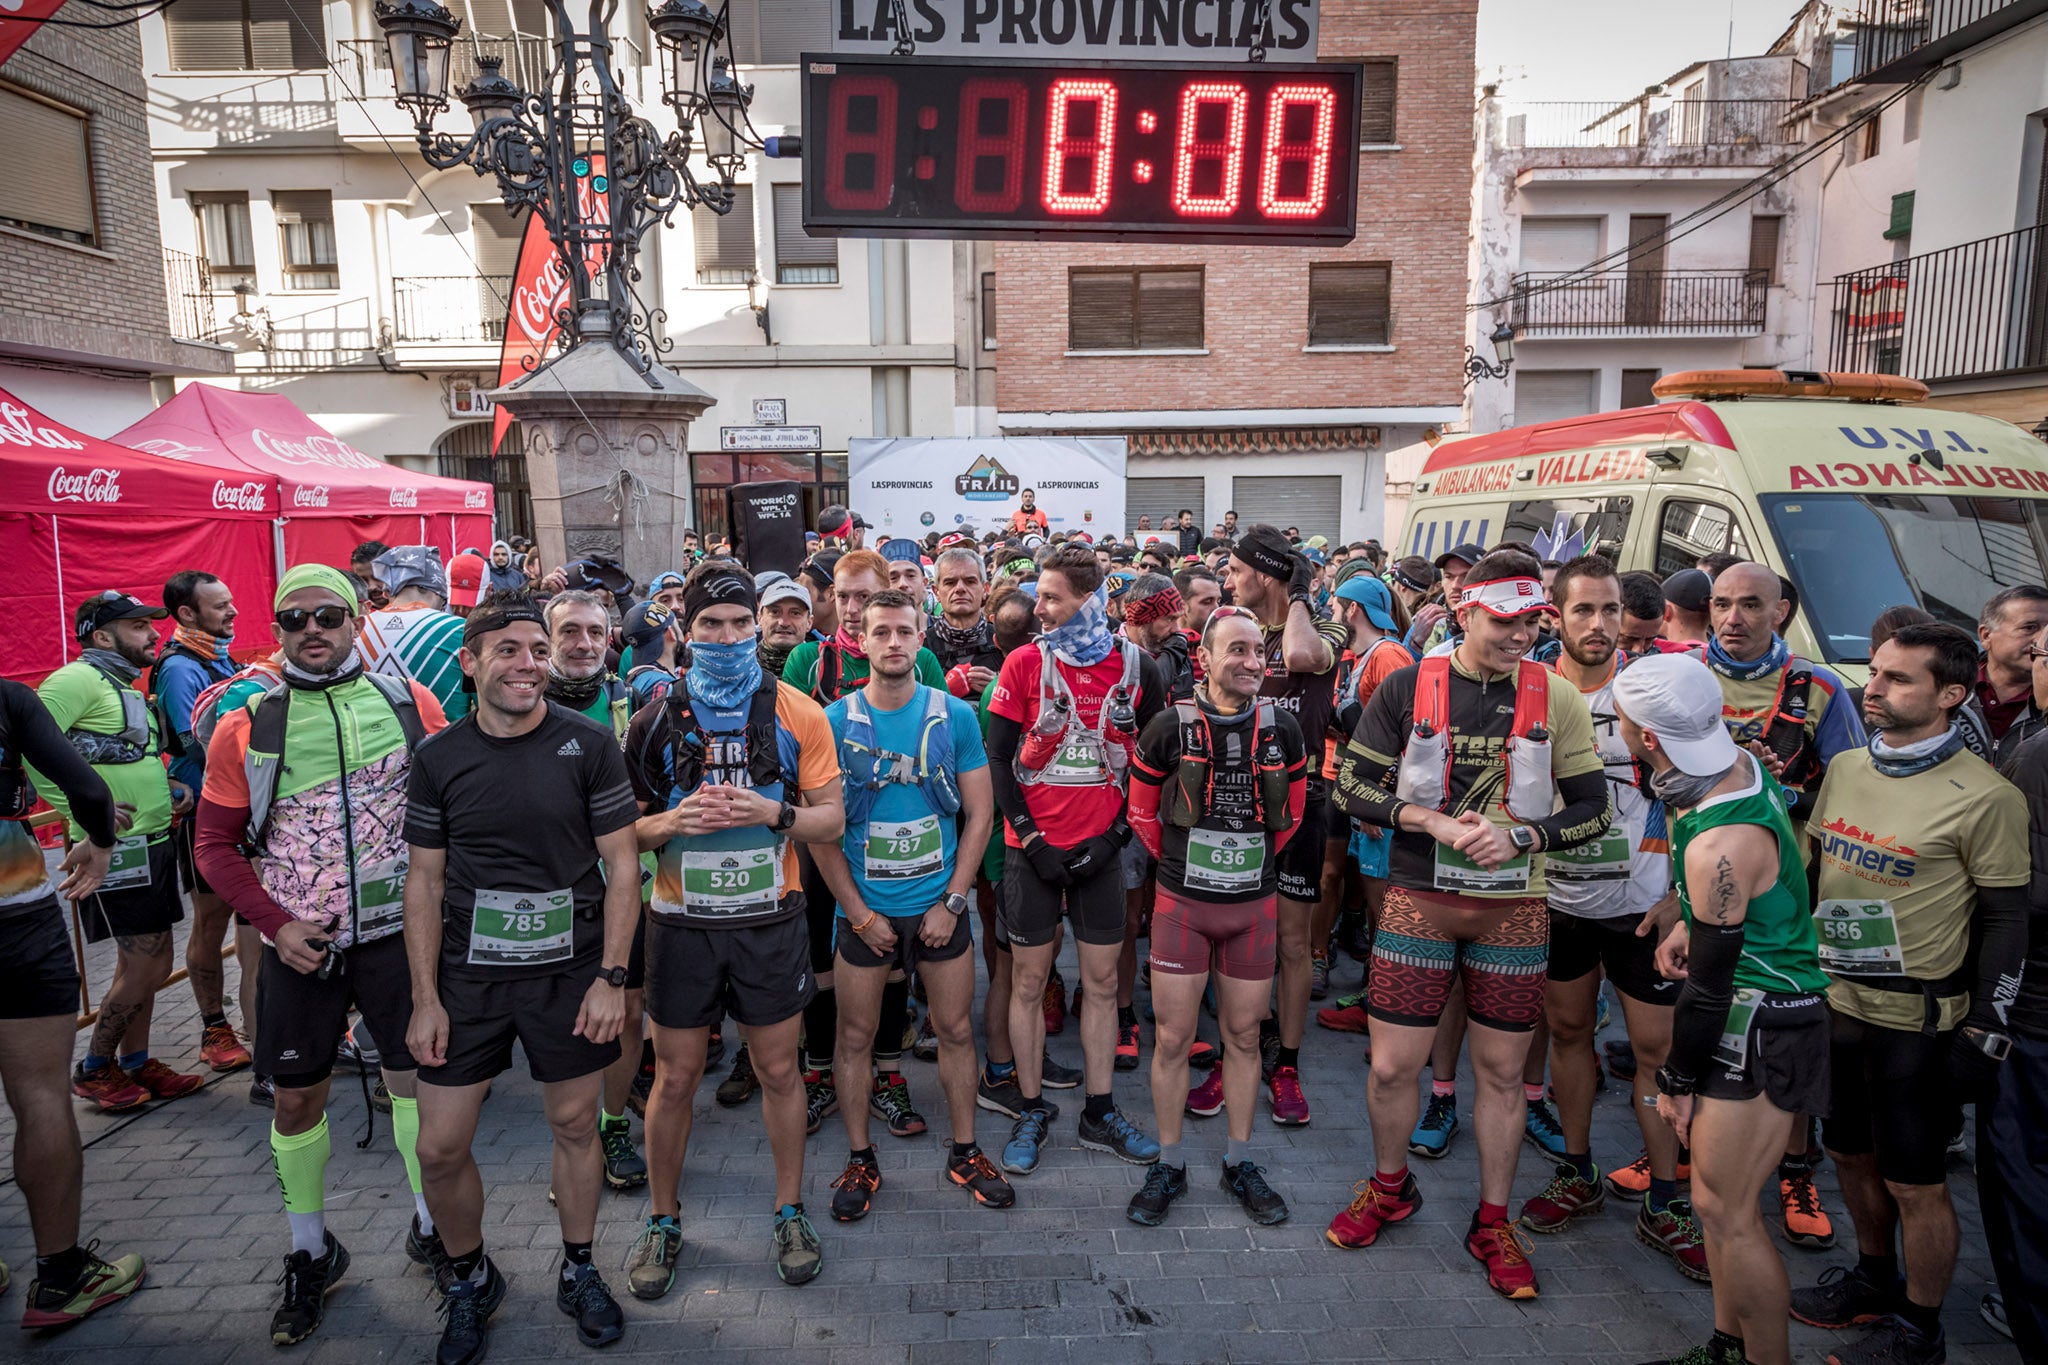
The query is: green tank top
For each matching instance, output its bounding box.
[1669,760,1829,997]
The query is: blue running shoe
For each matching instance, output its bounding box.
[1002,1103,1057,1175]
[1524,1098,1568,1160]
[1078,1106,1161,1166]
[1595,988,1613,1036]
[1409,1093,1460,1158]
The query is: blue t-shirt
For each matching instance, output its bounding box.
[154,649,233,793]
[826,687,986,918]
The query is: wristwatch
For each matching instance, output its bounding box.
[597,964,629,988]
[1961,1026,2013,1062]
[1507,825,1538,853]
[1653,1064,1696,1098]
[772,800,798,833]
[942,892,969,914]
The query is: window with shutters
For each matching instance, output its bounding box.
[726,0,829,64]
[694,184,755,284]
[1747,215,1782,286]
[980,271,996,350]
[193,192,254,291]
[1307,261,1390,346]
[1513,369,1599,425]
[771,184,835,283]
[1519,217,1601,273]
[1067,267,1203,352]
[1360,59,1397,144]
[165,0,325,71]
[0,86,95,246]
[273,190,337,290]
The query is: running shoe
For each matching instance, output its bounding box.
[1523,1098,1567,1159]
[1126,1162,1188,1226]
[1187,1039,1219,1069]
[1518,1165,1605,1232]
[1001,1104,1056,1175]
[1040,1052,1083,1089]
[1079,1107,1160,1165]
[557,1263,624,1348]
[1316,988,1371,1034]
[1114,1022,1141,1072]
[1604,1037,1638,1081]
[912,1016,939,1063]
[20,1242,143,1331]
[1267,1065,1310,1127]
[1779,1169,1836,1249]
[803,1069,838,1136]
[625,1217,682,1301]
[705,1029,725,1069]
[1636,1199,1710,1282]
[436,1259,506,1365]
[1466,1220,1539,1300]
[1186,1067,1224,1118]
[1594,988,1612,1035]
[371,1079,392,1113]
[1221,1161,1289,1226]
[249,1074,275,1108]
[945,1147,1015,1208]
[1309,948,1331,1001]
[129,1059,205,1101]
[715,1045,757,1108]
[1651,1333,1749,1365]
[1827,1315,1945,1365]
[1790,1264,1901,1330]
[269,1232,349,1346]
[1258,1028,1281,1080]
[405,1216,449,1285]
[976,1067,1025,1119]
[1043,974,1067,1035]
[1408,1094,1459,1158]
[332,1031,372,1073]
[1325,1173,1420,1249]
[1983,1292,2011,1340]
[829,1154,882,1223]
[626,1061,654,1118]
[600,1115,647,1190]
[773,1206,822,1285]
[870,1072,927,1138]
[69,1063,147,1113]
[200,1023,251,1073]
[1606,1149,1689,1198]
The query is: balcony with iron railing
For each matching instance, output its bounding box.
[1509,269,1770,335]
[1499,98,1799,150]
[163,248,218,342]
[1836,0,2048,83]
[1829,223,2048,383]
[391,274,514,344]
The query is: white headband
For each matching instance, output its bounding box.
[1459,576,1555,619]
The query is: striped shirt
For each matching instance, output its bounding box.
[359,605,471,722]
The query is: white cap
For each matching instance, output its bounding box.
[758,575,812,611]
[1610,653,1742,777]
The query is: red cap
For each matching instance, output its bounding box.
[448,552,487,609]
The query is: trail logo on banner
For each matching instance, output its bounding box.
[956,455,1019,501]
[828,0,1317,59]
[492,161,609,454]
[853,437,1124,534]
[0,0,70,67]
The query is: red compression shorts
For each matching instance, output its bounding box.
[1147,887,1278,982]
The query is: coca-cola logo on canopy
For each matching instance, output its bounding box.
[47,466,122,503]
[464,489,488,509]
[129,437,208,460]
[293,485,331,508]
[2,402,87,452]
[212,479,267,511]
[250,427,380,470]
[389,486,418,508]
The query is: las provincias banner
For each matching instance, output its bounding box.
[1,0,72,66]
[491,159,608,453]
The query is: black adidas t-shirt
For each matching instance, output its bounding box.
[405,703,639,980]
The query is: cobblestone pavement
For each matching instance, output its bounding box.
[0,919,2022,1364]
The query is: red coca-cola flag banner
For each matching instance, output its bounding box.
[490,161,609,454]
[0,0,70,67]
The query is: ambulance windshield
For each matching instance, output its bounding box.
[1762,493,2048,664]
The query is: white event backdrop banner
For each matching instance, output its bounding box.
[850,437,1127,540]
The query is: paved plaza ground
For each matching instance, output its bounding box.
[0,916,2022,1364]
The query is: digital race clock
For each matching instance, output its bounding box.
[799,56,1362,245]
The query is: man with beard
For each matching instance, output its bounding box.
[756,574,814,681]
[197,564,449,1345]
[1514,558,1701,1282]
[797,555,840,640]
[486,542,525,596]
[926,549,1003,700]
[1123,575,1193,702]
[36,592,206,1110]
[405,592,641,1361]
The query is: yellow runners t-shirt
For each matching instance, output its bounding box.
[1806,746,2029,1032]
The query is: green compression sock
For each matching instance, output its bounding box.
[272,1117,332,1215]
[389,1094,424,1195]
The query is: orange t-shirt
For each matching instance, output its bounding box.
[1323,637,1415,782]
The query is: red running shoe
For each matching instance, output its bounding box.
[1466,1221,1539,1300]
[1114,1022,1140,1072]
[129,1059,206,1101]
[200,1023,252,1073]
[1316,988,1371,1034]
[1267,1065,1310,1127]
[70,1064,148,1113]
[1636,1198,1711,1283]
[1519,1165,1605,1232]
[1186,1067,1223,1117]
[1187,1039,1219,1069]
[1042,977,1066,1036]
[1325,1173,1420,1249]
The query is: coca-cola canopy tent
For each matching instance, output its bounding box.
[112,384,495,572]
[0,386,278,684]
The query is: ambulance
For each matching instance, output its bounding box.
[1397,370,2048,682]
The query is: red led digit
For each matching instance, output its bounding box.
[1042,78,1118,215]
[953,77,1027,213]
[1258,83,1337,219]
[1170,81,1248,217]
[824,75,899,211]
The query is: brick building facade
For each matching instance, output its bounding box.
[992,0,1475,544]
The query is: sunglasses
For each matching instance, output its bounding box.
[276,605,350,633]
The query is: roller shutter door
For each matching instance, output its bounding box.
[1514,370,1599,425]
[1231,475,1341,544]
[1128,477,1205,536]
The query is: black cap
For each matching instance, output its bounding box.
[1434,543,1487,571]
[1663,568,1712,614]
[622,600,675,652]
[798,550,841,590]
[75,590,166,641]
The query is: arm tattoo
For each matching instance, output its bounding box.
[1705,855,1743,925]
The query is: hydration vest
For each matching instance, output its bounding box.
[241,673,425,845]
[839,685,964,832]
[1761,659,1821,789]
[1394,656,1554,821]
[1160,699,1293,834]
[659,670,793,798]
[150,641,230,760]
[1016,641,1143,790]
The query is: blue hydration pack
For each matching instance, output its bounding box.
[839,685,963,835]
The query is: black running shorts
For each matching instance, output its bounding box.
[420,960,622,1088]
[79,835,182,944]
[258,932,417,1089]
[835,904,973,973]
[1273,794,1329,905]
[1696,991,1831,1119]
[1823,1007,1958,1186]
[644,910,814,1031]
[0,902,81,1020]
[999,842,1126,948]
[1547,908,1679,1006]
